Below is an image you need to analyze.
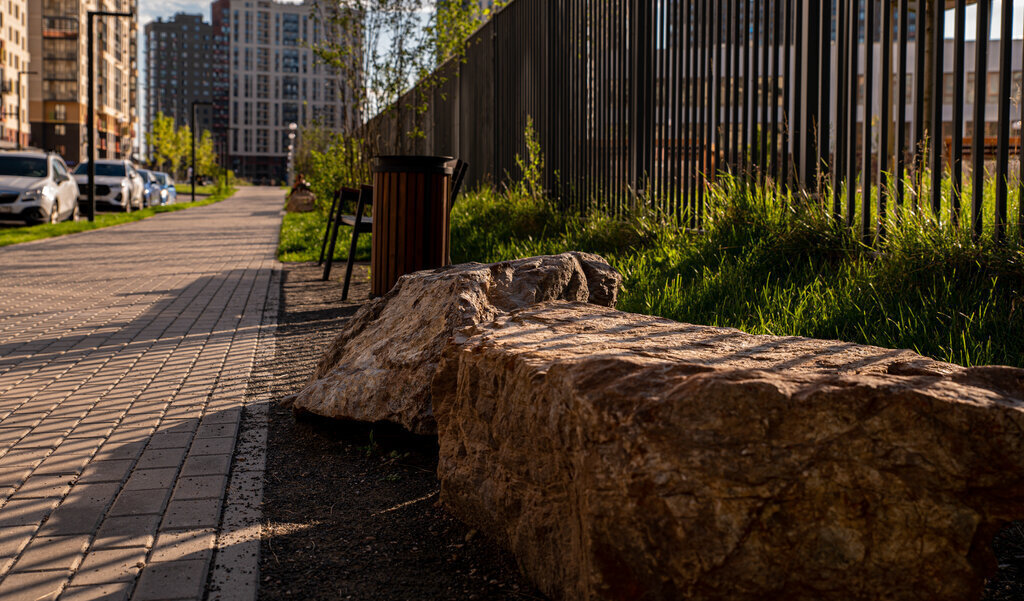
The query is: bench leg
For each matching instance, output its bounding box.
[318,190,340,266]
[322,196,346,281]
[341,227,360,301]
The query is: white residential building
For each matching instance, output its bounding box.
[1,0,30,148]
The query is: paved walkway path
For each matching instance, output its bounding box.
[0,188,283,601]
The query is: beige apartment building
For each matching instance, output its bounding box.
[1,0,30,148]
[28,0,138,164]
[211,0,357,182]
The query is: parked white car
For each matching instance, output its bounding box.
[72,159,145,212]
[0,152,80,224]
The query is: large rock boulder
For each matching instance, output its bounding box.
[432,302,1024,601]
[284,189,316,212]
[288,253,622,434]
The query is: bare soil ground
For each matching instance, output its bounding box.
[986,522,1024,601]
[256,262,542,601]
[253,263,1022,601]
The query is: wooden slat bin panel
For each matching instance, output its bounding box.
[371,155,454,297]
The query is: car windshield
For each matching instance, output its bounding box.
[0,157,48,178]
[139,170,154,182]
[72,162,126,177]
[154,173,168,185]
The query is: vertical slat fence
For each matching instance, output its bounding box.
[360,0,1023,242]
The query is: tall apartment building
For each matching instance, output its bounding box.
[210,0,356,182]
[0,0,30,148]
[144,14,215,141]
[28,0,139,164]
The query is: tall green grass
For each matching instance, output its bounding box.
[276,211,371,263]
[450,180,1024,368]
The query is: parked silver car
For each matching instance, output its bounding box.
[152,172,177,205]
[72,159,145,212]
[0,152,79,224]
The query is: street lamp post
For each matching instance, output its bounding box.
[287,122,297,186]
[15,70,36,151]
[191,101,212,204]
[87,10,133,222]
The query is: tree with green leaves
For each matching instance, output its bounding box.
[308,0,503,154]
[196,130,219,178]
[146,112,195,178]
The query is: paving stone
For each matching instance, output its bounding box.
[92,514,162,549]
[193,421,237,440]
[131,559,208,601]
[13,430,67,449]
[0,526,36,561]
[11,474,75,499]
[123,468,179,491]
[179,454,232,478]
[93,442,147,462]
[199,408,242,424]
[0,448,49,467]
[0,428,31,449]
[38,483,120,536]
[187,437,236,457]
[0,569,70,601]
[147,432,194,450]
[172,475,228,501]
[108,489,172,517]
[161,498,223,530]
[77,460,134,484]
[135,447,189,470]
[0,498,58,528]
[10,535,89,572]
[70,547,148,586]
[0,466,33,488]
[60,582,132,601]
[150,529,215,563]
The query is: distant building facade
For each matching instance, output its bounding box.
[210,0,357,182]
[0,0,30,148]
[144,14,216,142]
[28,0,139,164]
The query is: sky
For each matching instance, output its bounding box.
[951,0,1024,40]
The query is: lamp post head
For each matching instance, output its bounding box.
[288,122,298,131]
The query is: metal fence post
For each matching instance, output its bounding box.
[797,0,821,190]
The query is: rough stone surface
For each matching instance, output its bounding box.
[284,190,316,213]
[432,302,1024,601]
[289,253,622,435]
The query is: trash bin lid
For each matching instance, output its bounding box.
[373,155,455,175]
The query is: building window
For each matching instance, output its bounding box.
[282,13,298,46]
[282,76,298,100]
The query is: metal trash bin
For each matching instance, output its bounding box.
[371,155,455,297]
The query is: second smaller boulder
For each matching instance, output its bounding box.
[287,252,623,435]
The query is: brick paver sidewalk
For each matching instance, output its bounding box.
[0,188,283,601]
